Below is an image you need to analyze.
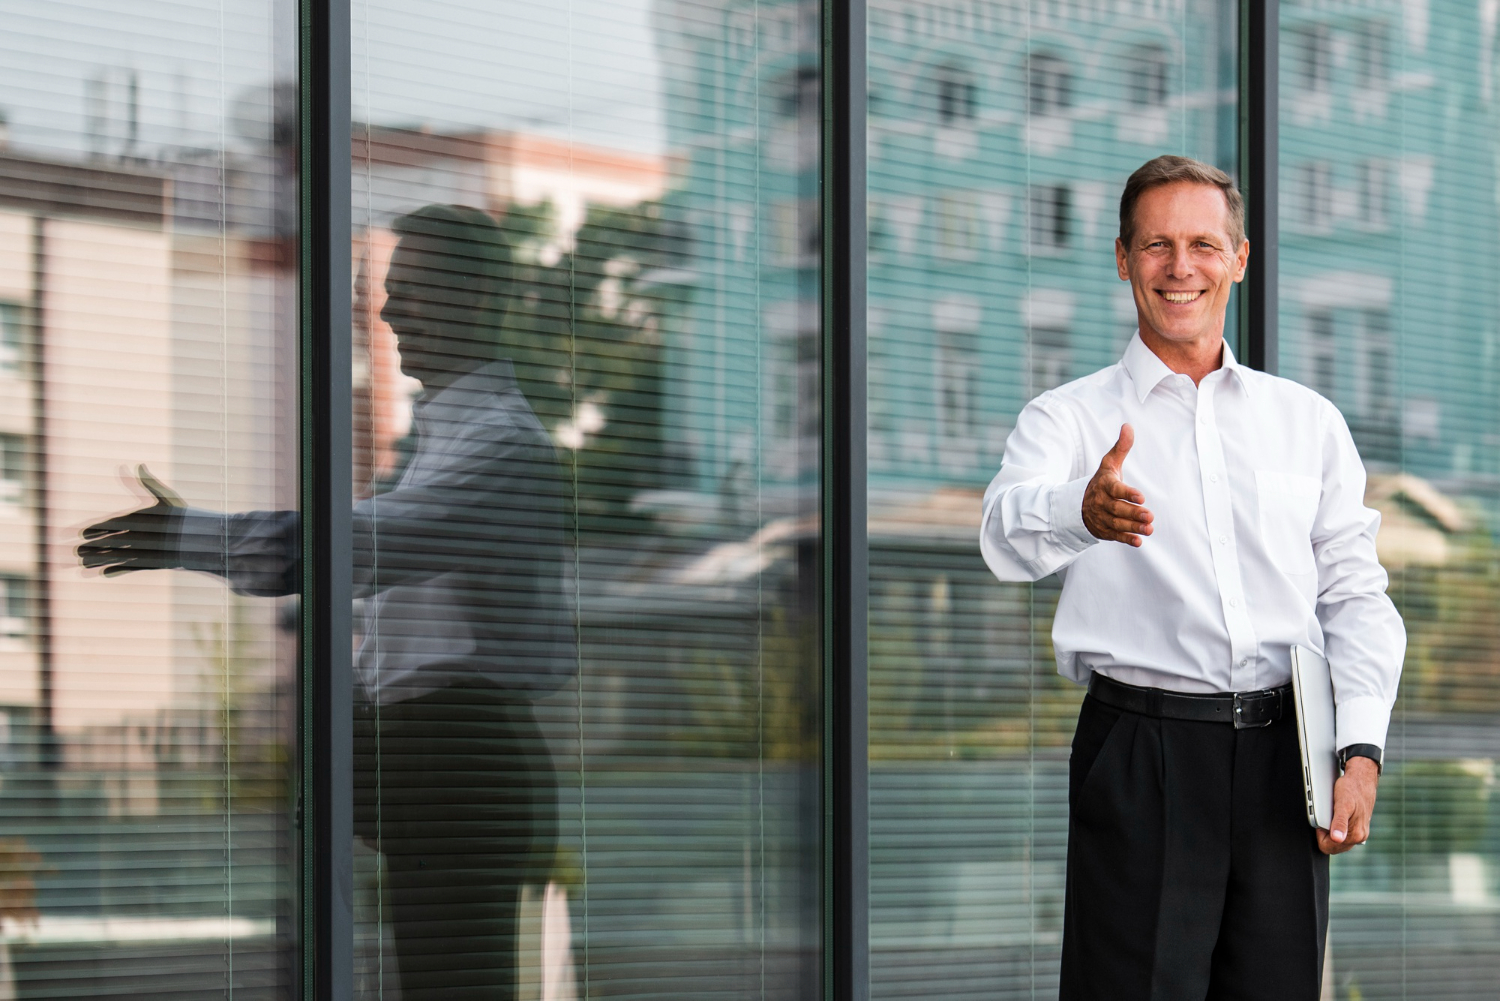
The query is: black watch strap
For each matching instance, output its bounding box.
[1338,743,1384,774]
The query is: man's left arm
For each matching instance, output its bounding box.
[1310,402,1407,854]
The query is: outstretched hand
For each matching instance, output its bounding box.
[77,465,186,576]
[1082,424,1153,547]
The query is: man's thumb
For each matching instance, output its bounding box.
[1329,797,1352,843]
[1103,423,1135,469]
[138,464,185,509]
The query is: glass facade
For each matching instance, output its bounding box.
[1277,1,1500,993]
[0,1,301,998]
[347,0,822,997]
[865,3,1237,997]
[0,1,1498,998]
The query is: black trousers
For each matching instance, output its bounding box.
[354,683,558,1001]
[1059,693,1329,1001]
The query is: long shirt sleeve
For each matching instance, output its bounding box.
[1311,400,1405,750]
[980,395,1099,582]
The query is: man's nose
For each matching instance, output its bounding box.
[1168,245,1194,278]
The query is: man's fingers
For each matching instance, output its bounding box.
[1106,498,1153,521]
[1104,479,1146,505]
[1316,830,1350,855]
[1097,530,1143,548]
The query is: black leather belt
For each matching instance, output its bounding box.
[1088,672,1289,729]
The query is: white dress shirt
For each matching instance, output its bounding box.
[980,332,1404,751]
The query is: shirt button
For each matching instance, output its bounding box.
[1229,597,1239,608]
[1240,658,1250,667]
[1209,474,1219,484]
[1218,534,1228,545]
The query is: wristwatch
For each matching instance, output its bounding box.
[1338,743,1384,774]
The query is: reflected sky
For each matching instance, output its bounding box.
[0,0,664,158]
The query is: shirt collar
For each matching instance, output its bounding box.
[415,360,519,415]
[1121,331,1252,403]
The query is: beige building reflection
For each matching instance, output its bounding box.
[0,156,297,815]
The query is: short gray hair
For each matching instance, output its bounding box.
[1118,155,1245,249]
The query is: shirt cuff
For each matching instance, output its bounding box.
[177,508,230,573]
[1335,695,1390,752]
[1049,476,1097,553]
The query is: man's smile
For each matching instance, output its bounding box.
[1156,289,1204,304]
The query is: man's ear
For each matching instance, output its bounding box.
[1232,238,1250,283]
[1115,238,1130,281]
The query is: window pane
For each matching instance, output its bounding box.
[349,1,822,997]
[867,4,1237,997]
[0,1,300,996]
[1280,2,1500,991]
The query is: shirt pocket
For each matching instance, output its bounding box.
[1256,470,1320,575]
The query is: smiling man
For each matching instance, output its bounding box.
[980,156,1405,999]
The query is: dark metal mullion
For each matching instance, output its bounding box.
[821,0,868,999]
[300,0,352,997]
[1241,0,1279,373]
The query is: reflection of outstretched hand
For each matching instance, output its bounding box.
[78,465,186,576]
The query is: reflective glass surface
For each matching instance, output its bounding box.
[865,2,1237,996]
[349,1,822,997]
[0,1,300,997]
[1279,1,1500,993]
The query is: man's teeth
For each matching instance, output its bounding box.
[1161,291,1202,303]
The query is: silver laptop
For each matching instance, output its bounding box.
[1290,645,1338,831]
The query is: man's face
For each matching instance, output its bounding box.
[1115,181,1249,347]
[381,247,449,384]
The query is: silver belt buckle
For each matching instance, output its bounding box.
[1232,689,1278,729]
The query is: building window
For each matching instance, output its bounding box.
[776,65,819,120]
[1293,161,1333,233]
[1308,311,1337,400]
[1357,310,1394,418]
[1028,184,1071,252]
[936,329,980,439]
[0,303,22,374]
[1125,44,1170,107]
[1353,20,1389,91]
[1028,53,1072,117]
[772,198,818,268]
[0,434,24,505]
[936,192,982,259]
[1030,325,1071,397]
[1290,24,1333,94]
[0,576,27,640]
[1355,159,1390,229]
[936,65,978,125]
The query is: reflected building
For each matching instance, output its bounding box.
[0,128,299,992]
[2,1,1499,999]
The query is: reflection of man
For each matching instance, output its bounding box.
[981,157,1404,999]
[80,204,573,1000]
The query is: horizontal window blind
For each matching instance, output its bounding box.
[1279,3,1500,996]
[348,1,823,996]
[0,1,301,998]
[865,3,1238,997]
